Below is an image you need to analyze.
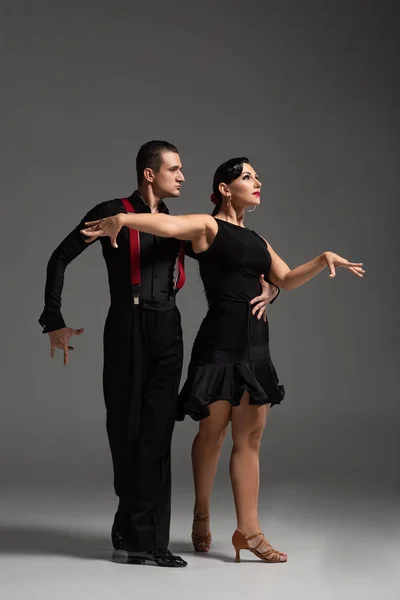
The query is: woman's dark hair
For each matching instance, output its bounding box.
[136,140,178,184]
[210,157,249,216]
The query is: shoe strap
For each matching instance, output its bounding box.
[193,513,210,522]
[245,532,266,551]
[245,532,263,542]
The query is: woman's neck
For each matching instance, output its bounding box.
[215,207,246,227]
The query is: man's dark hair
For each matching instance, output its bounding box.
[136,140,179,184]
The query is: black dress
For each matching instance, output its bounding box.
[178,218,285,421]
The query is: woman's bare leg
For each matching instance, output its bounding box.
[191,401,231,538]
[230,394,286,558]
[230,393,267,532]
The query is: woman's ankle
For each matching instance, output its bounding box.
[193,505,210,519]
[236,520,261,537]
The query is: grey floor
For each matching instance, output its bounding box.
[1,481,399,600]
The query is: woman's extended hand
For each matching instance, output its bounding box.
[323,252,365,278]
[81,214,125,248]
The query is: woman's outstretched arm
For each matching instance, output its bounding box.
[265,241,364,290]
[81,213,216,248]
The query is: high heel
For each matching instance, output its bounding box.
[232,529,287,563]
[191,513,212,553]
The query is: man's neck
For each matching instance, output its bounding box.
[137,184,163,213]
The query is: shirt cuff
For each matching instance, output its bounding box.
[38,311,66,333]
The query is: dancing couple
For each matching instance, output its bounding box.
[40,141,364,567]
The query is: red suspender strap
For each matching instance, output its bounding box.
[121,199,141,303]
[175,242,186,290]
[121,198,186,301]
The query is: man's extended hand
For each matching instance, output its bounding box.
[48,327,84,366]
[250,275,279,322]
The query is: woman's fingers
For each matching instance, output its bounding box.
[84,220,102,226]
[81,228,99,237]
[348,266,364,277]
[345,261,363,267]
[328,258,365,278]
[257,306,266,320]
[252,301,265,315]
[327,260,336,278]
[250,295,262,306]
[336,259,364,268]
[252,301,269,319]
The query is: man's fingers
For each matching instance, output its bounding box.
[111,235,118,249]
[64,343,69,366]
[50,347,55,359]
[328,262,336,278]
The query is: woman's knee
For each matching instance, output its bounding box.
[198,423,229,447]
[233,424,265,450]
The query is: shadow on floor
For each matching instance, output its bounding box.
[170,539,234,563]
[0,524,112,560]
[0,526,234,563]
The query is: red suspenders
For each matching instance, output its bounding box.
[121,198,186,305]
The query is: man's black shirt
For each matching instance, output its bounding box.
[39,191,181,333]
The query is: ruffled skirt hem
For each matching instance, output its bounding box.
[177,359,285,422]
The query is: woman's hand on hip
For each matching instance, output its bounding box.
[250,275,279,322]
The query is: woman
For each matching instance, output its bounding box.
[81,157,364,564]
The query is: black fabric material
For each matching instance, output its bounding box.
[39,191,180,333]
[178,219,285,421]
[106,304,183,551]
[39,192,183,551]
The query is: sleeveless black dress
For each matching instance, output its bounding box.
[178,219,285,421]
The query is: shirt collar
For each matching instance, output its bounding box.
[128,190,169,214]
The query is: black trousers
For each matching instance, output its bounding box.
[103,300,183,551]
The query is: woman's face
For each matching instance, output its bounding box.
[222,163,262,209]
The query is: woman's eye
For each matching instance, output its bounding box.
[243,175,250,180]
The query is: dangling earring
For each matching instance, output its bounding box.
[226,194,232,208]
[246,205,257,213]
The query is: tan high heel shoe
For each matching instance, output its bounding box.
[191,513,212,553]
[232,529,287,563]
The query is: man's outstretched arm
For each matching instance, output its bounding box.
[39,201,110,364]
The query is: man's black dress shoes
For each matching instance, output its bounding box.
[111,526,187,567]
[127,548,187,567]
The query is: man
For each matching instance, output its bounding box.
[39,140,276,567]
[40,141,188,567]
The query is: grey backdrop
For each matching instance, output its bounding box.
[1,0,399,519]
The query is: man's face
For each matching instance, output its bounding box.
[151,151,185,198]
